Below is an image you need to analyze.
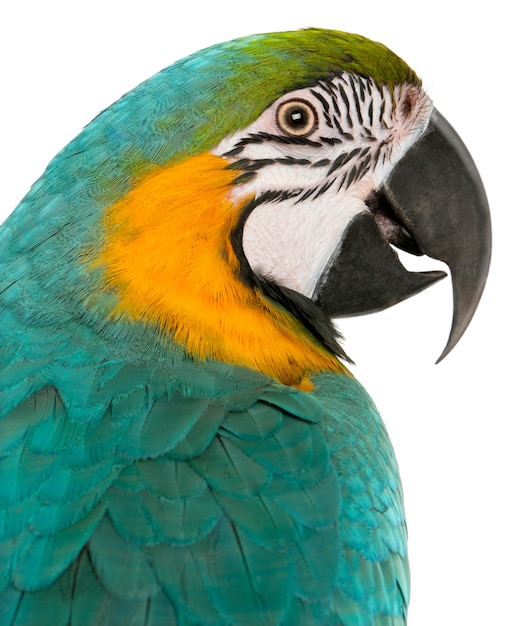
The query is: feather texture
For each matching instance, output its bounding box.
[0,333,408,624]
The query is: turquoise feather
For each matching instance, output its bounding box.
[0,349,408,623]
[0,28,411,624]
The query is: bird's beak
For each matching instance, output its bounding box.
[314,109,492,361]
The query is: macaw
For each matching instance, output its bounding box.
[0,29,490,625]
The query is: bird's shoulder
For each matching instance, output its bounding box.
[0,321,407,623]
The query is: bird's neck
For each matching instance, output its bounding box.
[93,152,347,388]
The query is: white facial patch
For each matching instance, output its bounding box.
[241,190,371,297]
[213,73,432,298]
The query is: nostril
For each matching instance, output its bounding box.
[400,86,425,121]
[401,93,413,118]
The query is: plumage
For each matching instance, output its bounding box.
[0,28,490,625]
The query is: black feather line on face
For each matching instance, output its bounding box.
[229,194,348,361]
[236,132,324,149]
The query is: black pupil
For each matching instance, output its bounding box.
[286,106,308,129]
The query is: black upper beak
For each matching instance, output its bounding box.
[314,108,492,361]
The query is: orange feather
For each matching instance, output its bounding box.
[96,152,347,387]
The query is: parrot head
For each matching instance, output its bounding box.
[4,29,491,386]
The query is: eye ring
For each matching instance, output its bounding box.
[276,99,318,137]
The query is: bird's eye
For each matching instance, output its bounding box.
[276,99,318,137]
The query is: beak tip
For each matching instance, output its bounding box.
[436,337,460,364]
[435,285,488,365]
[435,347,451,364]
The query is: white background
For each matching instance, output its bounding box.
[1,2,517,624]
